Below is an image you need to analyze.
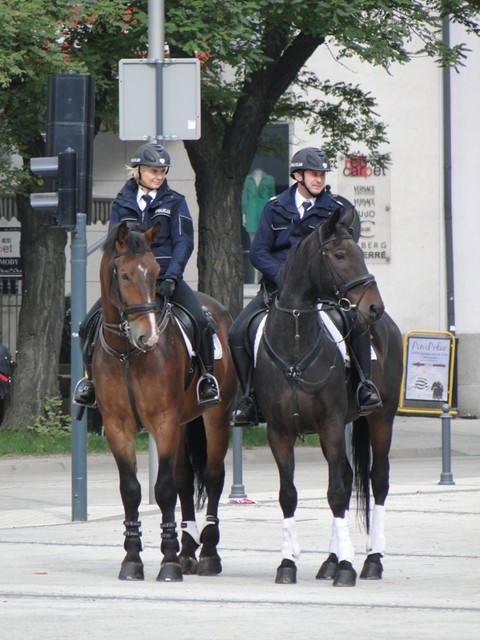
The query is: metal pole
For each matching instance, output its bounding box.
[439,403,455,485]
[229,427,247,499]
[71,212,88,520]
[442,16,456,335]
[147,0,165,502]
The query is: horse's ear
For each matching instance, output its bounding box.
[145,223,161,246]
[341,206,355,234]
[319,207,342,241]
[116,222,129,248]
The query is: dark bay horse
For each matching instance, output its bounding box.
[92,222,238,582]
[254,208,403,586]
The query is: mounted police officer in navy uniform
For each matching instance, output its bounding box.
[229,147,382,426]
[74,142,220,408]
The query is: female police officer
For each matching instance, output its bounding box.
[74,142,220,408]
[229,147,382,426]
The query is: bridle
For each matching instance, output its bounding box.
[317,228,376,312]
[262,227,377,435]
[102,249,160,344]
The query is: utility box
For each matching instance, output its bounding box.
[119,58,201,141]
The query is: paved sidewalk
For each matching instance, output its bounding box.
[0,415,479,639]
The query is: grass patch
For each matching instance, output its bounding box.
[0,424,319,458]
[0,429,151,457]
[235,425,319,448]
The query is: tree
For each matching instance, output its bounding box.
[1,0,479,429]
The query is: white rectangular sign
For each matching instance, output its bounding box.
[119,58,201,141]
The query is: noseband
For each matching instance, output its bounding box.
[319,231,376,312]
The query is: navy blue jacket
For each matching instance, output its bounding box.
[250,184,345,287]
[109,178,194,283]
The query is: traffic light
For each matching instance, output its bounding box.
[30,148,77,229]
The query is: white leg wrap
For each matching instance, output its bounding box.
[281,517,301,562]
[328,518,338,556]
[333,512,355,564]
[181,520,201,546]
[366,505,386,555]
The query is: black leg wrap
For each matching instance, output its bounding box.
[160,521,178,541]
[123,520,142,551]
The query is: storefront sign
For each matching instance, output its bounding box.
[337,155,391,263]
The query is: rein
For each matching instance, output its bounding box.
[263,227,376,436]
[99,248,171,431]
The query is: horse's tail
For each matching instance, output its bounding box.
[351,416,371,532]
[186,416,208,510]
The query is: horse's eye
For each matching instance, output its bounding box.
[121,273,129,281]
[334,251,346,261]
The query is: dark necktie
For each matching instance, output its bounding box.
[142,194,152,210]
[302,200,312,216]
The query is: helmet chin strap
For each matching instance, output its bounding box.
[298,173,320,199]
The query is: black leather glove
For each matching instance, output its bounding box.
[157,278,176,298]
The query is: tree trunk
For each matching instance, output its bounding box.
[197,172,245,318]
[2,196,67,430]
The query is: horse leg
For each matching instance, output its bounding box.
[197,418,229,576]
[268,428,299,584]
[360,415,392,580]
[108,445,144,581]
[155,452,183,582]
[176,429,200,575]
[318,438,357,587]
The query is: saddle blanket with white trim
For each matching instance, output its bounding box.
[175,318,223,360]
[253,306,376,366]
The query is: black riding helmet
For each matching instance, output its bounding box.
[289,147,331,177]
[131,142,171,173]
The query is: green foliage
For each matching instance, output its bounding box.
[27,396,71,437]
[1,0,479,184]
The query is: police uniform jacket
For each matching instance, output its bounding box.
[109,177,194,283]
[250,184,345,287]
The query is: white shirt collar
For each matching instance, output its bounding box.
[137,189,157,210]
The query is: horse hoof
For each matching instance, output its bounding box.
[275,559,297,584]
[180,555,198,575]
[118,561,144,581]
[197,556,222,576]
[360,553,383,580]
[333,560,356,587]
[316,553,339,580]
[156,562,183,582]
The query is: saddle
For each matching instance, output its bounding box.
[81,300,217,391]
[248,305,356,366]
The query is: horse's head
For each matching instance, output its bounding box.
[318,208,384,324]
[100,222,161,351]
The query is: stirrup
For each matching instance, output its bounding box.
[356,380,382,416]
[196,373,221,406]
[73,377,97,409]
[231,396,260,427]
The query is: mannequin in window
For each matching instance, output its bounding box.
[242,168,275,239]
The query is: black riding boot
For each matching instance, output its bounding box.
[230,346,260,427]
[196,326,221,406]
[349,327,382,415]
[73,303,101,408]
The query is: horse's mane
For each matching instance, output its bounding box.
[276,213,352,290]
[103,223,150,255]
[276,234,311,289]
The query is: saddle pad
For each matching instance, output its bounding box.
[253,307,376,366]
[175,318,223,360]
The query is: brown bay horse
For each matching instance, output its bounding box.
[254,208,403,586]
[92,222,237,581]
